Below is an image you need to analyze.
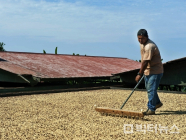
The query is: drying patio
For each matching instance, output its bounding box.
[0,89,186,139]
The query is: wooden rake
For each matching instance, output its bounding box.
[95,75,145,119]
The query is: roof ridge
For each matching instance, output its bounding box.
[0,51,128,59]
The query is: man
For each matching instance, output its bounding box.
[135,29,163,115]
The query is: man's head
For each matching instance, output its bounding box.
[137,29,148,45]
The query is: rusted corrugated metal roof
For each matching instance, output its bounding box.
[0,52,141,78]
[0,60,37,76]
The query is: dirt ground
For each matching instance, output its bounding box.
[0,89,186,140]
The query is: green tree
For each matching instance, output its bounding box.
[43,50,46,54]
[43,47,57,54]
[0,42,6,51]
[55,47,58,54]
[73,53,80,55]
[136,60,141,62]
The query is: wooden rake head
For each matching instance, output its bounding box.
[95,107,144,119]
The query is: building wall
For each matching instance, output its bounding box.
[0,69,39,86]
[119,70,145,88]
[118,59,186,86]
[160,60,186,85]
[0,69,26,83]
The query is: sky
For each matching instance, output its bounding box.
[0,0,186,62]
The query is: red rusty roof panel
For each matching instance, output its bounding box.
[0,61,38,76]
[0,52,141,78]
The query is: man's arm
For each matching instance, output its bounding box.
[135,60,150,82]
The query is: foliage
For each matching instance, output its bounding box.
[0,42,6,51]
[43,50,46,54]
[43,47,57,54]
[72,53,80,56]
[55,47,58,54]
[136,60,141,62]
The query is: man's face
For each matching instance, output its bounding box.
[137,35,148,45]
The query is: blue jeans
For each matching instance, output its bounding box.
[144,73,163,111]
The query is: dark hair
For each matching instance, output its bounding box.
[137,29,148,37]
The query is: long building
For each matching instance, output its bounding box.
[0,51,141,86]
[113,57,186,90]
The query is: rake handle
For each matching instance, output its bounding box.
[120,75,144,109]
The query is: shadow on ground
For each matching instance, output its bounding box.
[157,110,186,115]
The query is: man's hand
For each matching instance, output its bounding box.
[135,60,149,83]
[135,75,142,83]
